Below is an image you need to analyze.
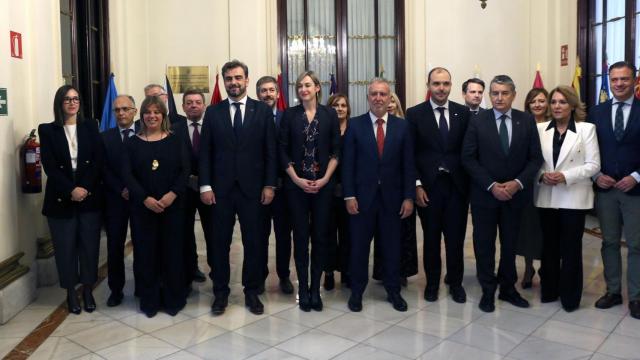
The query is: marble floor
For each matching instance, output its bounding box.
[2,215,640,360]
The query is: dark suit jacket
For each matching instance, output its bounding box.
[170,112,186,125]
[171,118,201,176]
[407,100,470,196]
[278,104,341,189]
[39,118,104,217]
[101,123,140,197]
[198,97,277,198]
[461,108,543,208]
[588,97,640,196]
[342,113,415,212]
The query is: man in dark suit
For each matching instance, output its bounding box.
[199,60,277,315]
[461,75,543,313]
[342,77,415,312]
[144,84,186,125]
[255,76,294,294]
[102,94,139,307]
[171,89,209,287]
[589,61,640,319]
[407,67,470,304]
[462,78,485,115]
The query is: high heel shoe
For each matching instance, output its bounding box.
[67,289,81,315]
[82,286,96,313]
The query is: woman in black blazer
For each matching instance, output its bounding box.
[122,96,189,318]
[279,71,341,311]
[39,85,104,314]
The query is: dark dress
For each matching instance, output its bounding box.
[326,133,350,276]
[123,133,189,314]
[516,202,543,260]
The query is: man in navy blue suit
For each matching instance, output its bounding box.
[342,78,415,312]
[199,60,277,315]
[171,89,209,287]
[589,61,640,319]
[256,76,294,295]
[102,94,139,307]
[462,75,543,313]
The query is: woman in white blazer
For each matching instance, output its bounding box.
[534,85,600,312]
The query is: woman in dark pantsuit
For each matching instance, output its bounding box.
[534,86,600,311]
[279,71,341,311]
[123,96,189,317]
[39,85,103,314]
[324,93,351,290]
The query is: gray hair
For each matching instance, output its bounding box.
[368,77,391,93]
[143,84,166,94]
[113,94,136,107]
[490,75,516,92]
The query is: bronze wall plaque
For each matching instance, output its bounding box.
[166,66,210,93]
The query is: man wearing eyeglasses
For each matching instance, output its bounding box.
[143,84,186,124]
[101,95,140,307]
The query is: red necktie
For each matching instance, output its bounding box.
[191,122,200,154]
[376,118,385,157]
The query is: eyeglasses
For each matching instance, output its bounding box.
[113,107,136,113]
[63,97,80,104]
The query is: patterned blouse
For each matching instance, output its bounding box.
[301,113,320,180]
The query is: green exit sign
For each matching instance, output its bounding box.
[0,88,7,116]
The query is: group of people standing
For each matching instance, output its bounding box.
[38,59,640,321]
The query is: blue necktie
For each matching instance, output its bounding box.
[614,102,625,141]
[437,107,448,146]
[121,128,133,142]
[499,114,509,154]
[233,102,242,139]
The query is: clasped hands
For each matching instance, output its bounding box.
[541,171,566,186]
[491,180,521,201]
[70,187,89,202]
[596,174,638,193]
[144,191,177,213]
[294,176,329,194]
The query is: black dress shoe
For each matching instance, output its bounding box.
[498,291,530,308]
[479,293,495,313]
[629,300,640,319]
[67,289,81,315]
[211,296,228,315]
[595,293,623,309]
[540,294,559,303]
[83,287,96,313]
[192,268,206,283]
[143,308,158,318]
[310,290,323,311]
[279,277,294,294]
[298,288,311,312]
[387,292,408,312]
[323,272,335,291]
[257,282,265,295]
[107,291,124,307]
[245,294,264,315]
[348,293,363,312]
[449,285,467,303]
[563,304,579,312]
[424,287,438,302]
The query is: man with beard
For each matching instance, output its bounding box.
[255,76,294,294]
[172,89,209,287]
[462,78,485,115]
[199,60,277,315]
[408,67,470,304]
[102,94,140,306]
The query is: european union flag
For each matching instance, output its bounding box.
[100,73,118,132]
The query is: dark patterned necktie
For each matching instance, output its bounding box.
[437,107,448,145]
[191,122,200,153]
[499,114,509,154]
[233,102,242,138]
[614,102,625,141]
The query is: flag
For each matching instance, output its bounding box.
[532,70,545,89]
[100,73,118,132]
[276,72,288,111]
[329,73,337,96]
[210,72,222,105]
[635,68,640,100]
[599,57,610,104]
[571,56,582,101]
[165,75,178,115]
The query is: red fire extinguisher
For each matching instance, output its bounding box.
[21,129,42,193]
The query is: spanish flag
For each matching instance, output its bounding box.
[571,57,582,101]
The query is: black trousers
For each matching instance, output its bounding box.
[539,207,586,309]
[262,188,292,280]
[47,211,101,289]
[183,187,213,283]
[372,211,418,280]
[287,186,332,287]
[130,203,185,312]
[471,203,522,295]
[326,194,350,274]
[418,174,468,289]
[104,196,137,294]
[350,190,402,296]
[210,184,263,297]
